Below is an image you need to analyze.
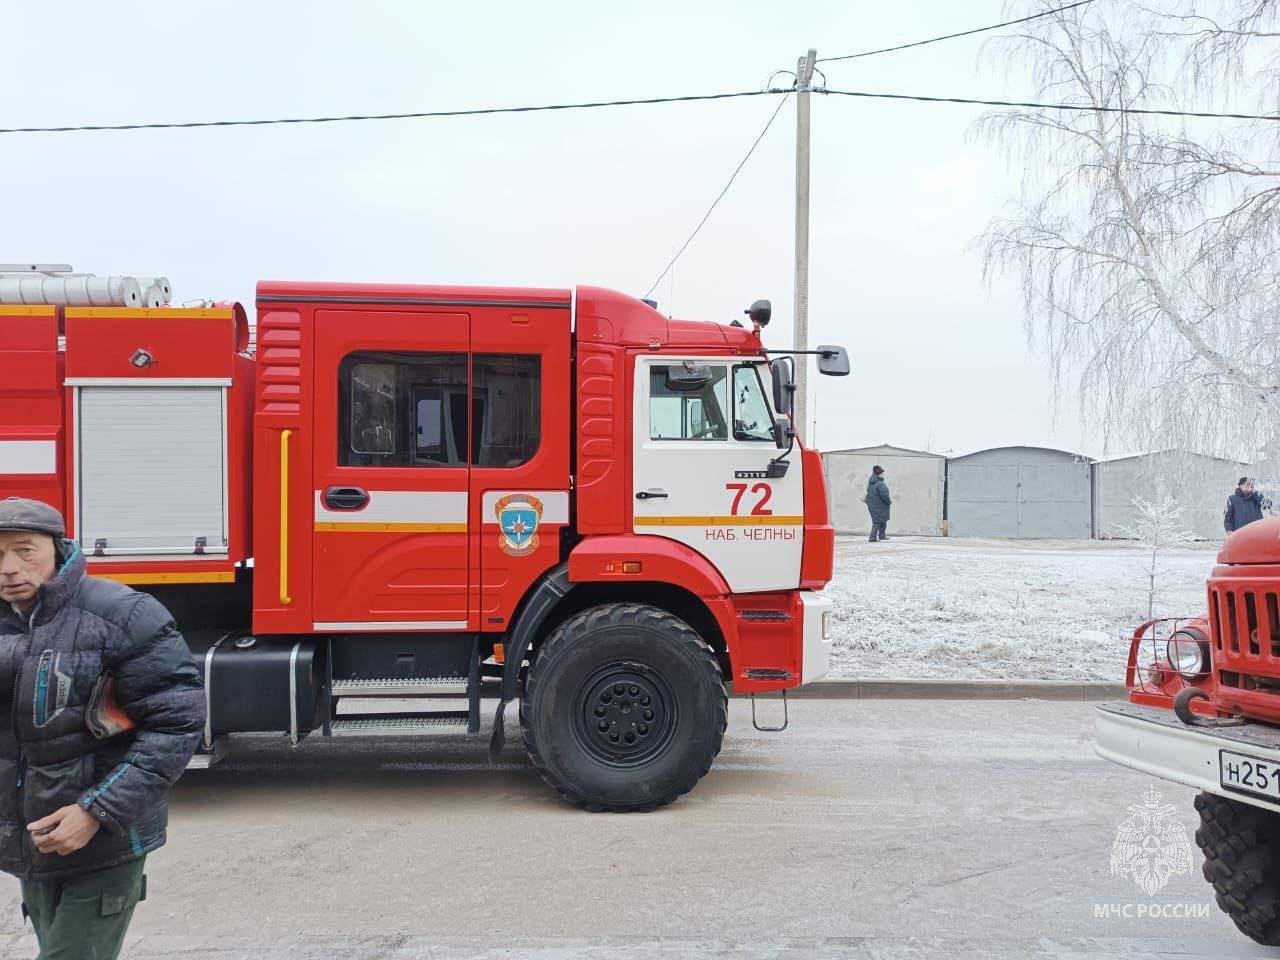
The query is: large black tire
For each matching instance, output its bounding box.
[520,602,727,812]
[1195,791,1280,945]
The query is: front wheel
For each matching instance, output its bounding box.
[520,603,726,812]
[1196,791,1280,945]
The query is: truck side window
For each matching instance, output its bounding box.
[339,351,467,466]
[649,365,729,440]
[348,362,397,455]
[733,364,774,442]
[471,355,545,471]
[472,354,541,468]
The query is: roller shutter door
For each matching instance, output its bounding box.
[77,386,227,554]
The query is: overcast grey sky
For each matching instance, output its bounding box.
[1,1,1100,457]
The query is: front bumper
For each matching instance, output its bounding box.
[1095,700,1280,815]
[800,591,833,684]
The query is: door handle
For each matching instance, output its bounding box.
[323,486,370,511]
[636,490,668,500]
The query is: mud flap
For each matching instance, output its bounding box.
[488,699,509,762]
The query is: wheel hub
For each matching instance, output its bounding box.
[576,664,673,766]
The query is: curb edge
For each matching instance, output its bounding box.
[733,678,1128,701]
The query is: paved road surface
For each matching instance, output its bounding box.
[2,699,1277,960]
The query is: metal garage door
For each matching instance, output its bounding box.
[947,462,1020,537]
[948,455,1091,538]
[1016,462,1091,537]
[77,386,227,555]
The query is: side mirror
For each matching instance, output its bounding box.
[665,362,713,392]
[770,358,794,415]
[817,345,850,377]
[772,416,792,450]
[745,299,772,327]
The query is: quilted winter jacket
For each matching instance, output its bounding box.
[866,474,892,523]
[1225,489,1268,533]
[0,541,205,879]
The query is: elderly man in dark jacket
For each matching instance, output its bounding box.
[0,497,204,960]
[866,465,892,542]
[1225,477,1270,534]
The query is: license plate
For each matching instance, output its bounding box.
[1220,749,1280,802]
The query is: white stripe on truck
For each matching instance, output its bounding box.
[0,440,56,474]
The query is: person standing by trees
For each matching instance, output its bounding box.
[866,465,892,542]
[1225,477,1269,534]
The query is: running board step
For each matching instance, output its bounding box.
[329,710,472,736]
[331,677,469,697]
[187,736,228,770]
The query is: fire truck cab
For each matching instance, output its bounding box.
[0,278,845,811]
[1096,517,1280,943]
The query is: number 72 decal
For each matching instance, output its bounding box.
[726,482,774,516]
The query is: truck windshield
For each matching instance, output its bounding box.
[733,365,774,442]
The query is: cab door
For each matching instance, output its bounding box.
[469,305,572,632]
[311,309,472,630]
[631,356,803,594]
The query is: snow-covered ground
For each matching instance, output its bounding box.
[825,536,1222,680]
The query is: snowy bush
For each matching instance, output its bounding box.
[1119,493,1195,618]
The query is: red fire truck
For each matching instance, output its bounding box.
[0,279,846,811]
[1097,518,1280,942]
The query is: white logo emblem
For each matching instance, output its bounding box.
[1110,786,1195,896]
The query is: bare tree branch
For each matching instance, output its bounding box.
[980,1,1280,461]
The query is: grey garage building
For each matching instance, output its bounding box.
[1092,450,1249,540]
[946,445,1093,538]
[823,444,946,536]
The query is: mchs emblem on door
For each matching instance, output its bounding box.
[496,494,543,557]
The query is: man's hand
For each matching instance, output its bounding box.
[28,804,101,856]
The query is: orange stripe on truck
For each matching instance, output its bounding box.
[634,516,804,527]
[65,307,234,320]
[314,522,467,533]
[0,306,58,316]
[93,571,236,585]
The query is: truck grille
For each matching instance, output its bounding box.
[1210,580,1280,723]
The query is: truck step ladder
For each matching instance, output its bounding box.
[187,735,228,770]
[326,635,486,735]
[330,677,470,698]
[329,710,472,736]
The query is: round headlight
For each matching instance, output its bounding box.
[1168,633,1208,679]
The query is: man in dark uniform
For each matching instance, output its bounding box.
[0,497,205,959]
[866,465,892,542]
[1225,477,1270,534]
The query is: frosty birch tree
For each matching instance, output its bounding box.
[1121,492,1196,617]
[979,1,1280,462]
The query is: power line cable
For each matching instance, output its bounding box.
[818,0,1097,63]
[0,89,776,136]
[3,80,1271,139]
[642,92,792,300]
[823,88,1280,121]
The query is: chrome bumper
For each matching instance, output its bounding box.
[1095,700,1280,815]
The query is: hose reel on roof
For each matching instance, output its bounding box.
[0,265,172,307]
